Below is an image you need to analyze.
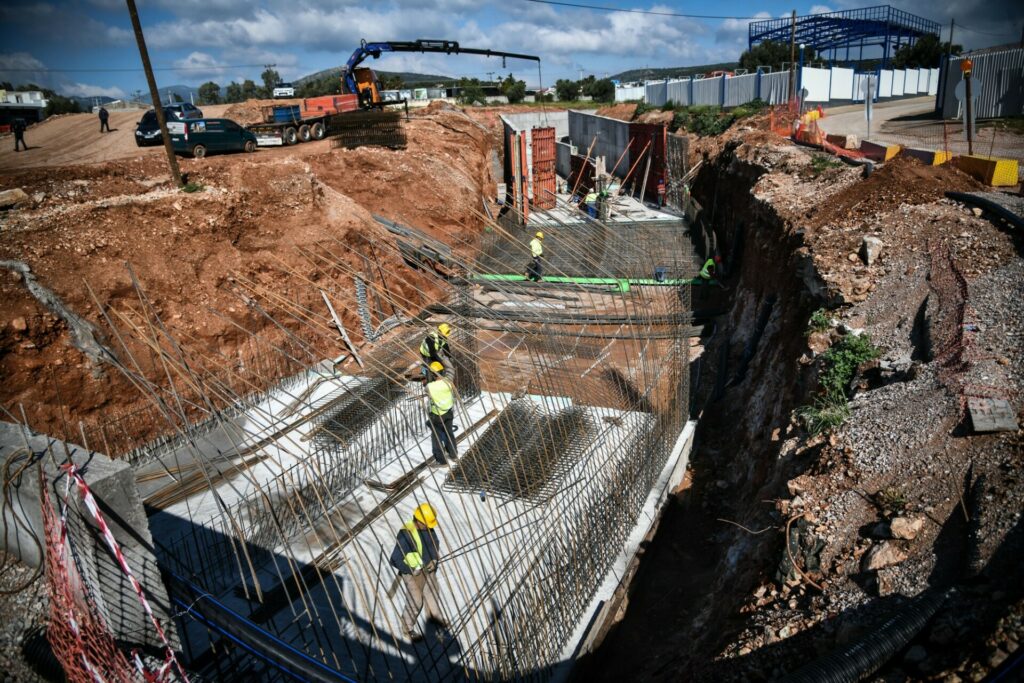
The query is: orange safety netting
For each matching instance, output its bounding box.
[41,472,173,683]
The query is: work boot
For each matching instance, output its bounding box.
[405,630,424,642]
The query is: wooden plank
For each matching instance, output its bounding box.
[320,288,363,368]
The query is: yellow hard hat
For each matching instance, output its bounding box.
[413,503,438,528]
[429,361,444,374]
[535,231,544,239]
[438,322,452,337]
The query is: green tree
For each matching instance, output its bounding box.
[170,92,183,103]
[501,73,527,104]
[738,40,815,72]
[555,78,579,101]
[892,34,961,69]
[260,67,281,97]
[379,74,404,91]
[297,73,341,98]
[241,79,260,100]
[197,81,221,105]
[584,78,615,103]
[224,81,243,103]
[458,77,486,105]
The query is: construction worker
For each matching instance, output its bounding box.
[426,362,457,466]
[527,231,544,282]
[389,503,447,641]
[584,190,599,217]
[419,323,453,377]
[12,118,27,152]
[657,178,666,208]
[98,106,110,133]
[699,255,724,287]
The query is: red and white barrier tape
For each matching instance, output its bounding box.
[60,463,190,683]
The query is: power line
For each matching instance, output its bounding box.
[0,64,270,73]
[955,24,1016,38]
[520,0,764,20]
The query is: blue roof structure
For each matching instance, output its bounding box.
[748,5,941,67]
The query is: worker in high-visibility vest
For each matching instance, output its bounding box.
[699,255,726,289]
[389,502,447,641]
[426,361,457,466]
[419,322,453,377]
[527,231,544,282]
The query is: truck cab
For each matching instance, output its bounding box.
[272,82,295,98]
[342,67,384,109]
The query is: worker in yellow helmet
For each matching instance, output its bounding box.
[426,361,457,466]
[419,322,453,378]
[527,231,544,282]
[389,502,447,641]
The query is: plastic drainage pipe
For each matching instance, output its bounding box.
[168,572,357,683]
[945,191,1024,231]
[780,587,953,683]
[470,274,699,292]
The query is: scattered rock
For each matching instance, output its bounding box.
[0,188,30,209]
[889,515,925,540]
[9,317,27,333]
[971,207,983,217]
[861,541,908,571]
[877,567,898,596]
[904,645,928,665]
[987,648,1009,669]
[860,236,884,265]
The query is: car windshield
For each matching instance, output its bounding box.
[141,111,157,125]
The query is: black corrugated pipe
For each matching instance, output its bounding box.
[780,587,954,683]
[945,192,1024,231]
[167,572,357,683]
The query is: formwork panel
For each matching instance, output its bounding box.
[628,123,667,202]
[531,127,557,209]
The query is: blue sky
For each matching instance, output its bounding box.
[1,0,1021,99]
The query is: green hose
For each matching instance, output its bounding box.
[470,274,703,292]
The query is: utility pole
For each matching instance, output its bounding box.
[946,18,955,59]
[788,10,797,103]
[125,0,183,188]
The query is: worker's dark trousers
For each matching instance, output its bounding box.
[100,120,110,132]
[429,411,457,464]
[14,135,26,151]
[527,257,542,282]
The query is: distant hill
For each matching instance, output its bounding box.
[611,63,739,82]
[296,67,456,87]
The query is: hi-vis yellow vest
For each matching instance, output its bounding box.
[530,238,543,258]
[420,331,446,358]
[427,378,454,415]
[402,521,424,570]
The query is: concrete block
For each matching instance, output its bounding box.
[0,421,178,649]
[967,397,1019,432]
[904,148,952,166]
[953,155,1020,187]
[826,133,859,150]
[859,140,901,162]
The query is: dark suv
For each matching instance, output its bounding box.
[134,104,204,147]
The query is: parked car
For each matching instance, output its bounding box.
[166,118,258,158]
[272,82,295,98]
[134,104,205,147]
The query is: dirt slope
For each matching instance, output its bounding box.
[0,105,496,442]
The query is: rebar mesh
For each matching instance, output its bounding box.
[326,111,407,150]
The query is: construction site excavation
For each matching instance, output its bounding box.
[2,9,1024,682]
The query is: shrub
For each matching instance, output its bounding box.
[810,154,843,176]
[182,182,205,193]
[797,395,851,436]
[818,333,880,400]
[874,486,907,514]
[806,308,831,336]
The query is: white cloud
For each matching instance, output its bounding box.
[62,82,126,98]
[808,5,833,14]
[715,12,771,46]
[0,51,123,98]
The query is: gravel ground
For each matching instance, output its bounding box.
[0,554,48,683]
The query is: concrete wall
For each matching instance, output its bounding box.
[1,421,178,649]
[501,110,569,139]
[568,110,631,179]
[557,140,574,179]
[614,85,645,101]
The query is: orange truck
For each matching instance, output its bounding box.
[248,94,359,146]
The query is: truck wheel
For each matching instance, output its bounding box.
[310,122,326,140]
[192,144,207,159]
[297,124,311,143]
[244,140,256,153]
[282,127,298,145]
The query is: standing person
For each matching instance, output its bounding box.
[657,178,666,208]
[527,231,544,282]
[584,190,599,217]
[98,106,110,133]
[389,503,447,642]
[12,118,27,152]
[426,362,457,467]
[699,255,724,287]
[419,323,453,377]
